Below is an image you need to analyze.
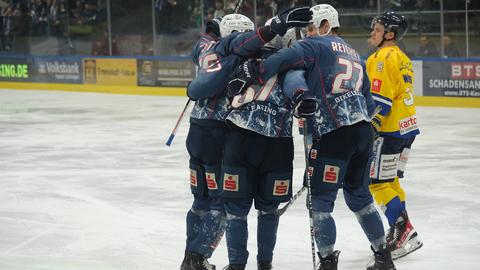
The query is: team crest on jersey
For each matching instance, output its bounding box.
[206,172,218,190]
[223,173,239,191]
[377,62,384,72]
[273,180,290,196]
[308,166,314,177]
[190,169,197,187]
[310,149,318,160]
[323,165,340,184]
[372,79,382,92]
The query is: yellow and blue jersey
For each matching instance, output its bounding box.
[366,45,419,138]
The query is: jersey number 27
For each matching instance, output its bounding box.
[332,57,364,94]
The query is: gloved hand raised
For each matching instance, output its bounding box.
[270,7,313,36]
[292,89,317,118]
[226,59,261,98]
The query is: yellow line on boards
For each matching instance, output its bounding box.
[0,82,187,97]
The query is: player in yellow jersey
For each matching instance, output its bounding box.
[366,11,423,260]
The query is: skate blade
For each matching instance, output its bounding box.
[392,237,423,260]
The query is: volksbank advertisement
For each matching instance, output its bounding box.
[0,58,32,82]
[423,60,480,98]
[33,57,83,84]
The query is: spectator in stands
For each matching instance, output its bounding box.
[11,2,29,54]
[225,0,236,13]
[91,30,117,56]
[213,1,225,18]
[417,35,438,57]
[30,0,48,36]
[1,4,13,50]
[442,35,460,58]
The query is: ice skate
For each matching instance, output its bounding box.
[387,211,423,260]
[318,250,340,270]
[222,264,245,270]
[366,248,396,270]
[257,261,272,270]
[186,252,216,270]
[181,251,191,270]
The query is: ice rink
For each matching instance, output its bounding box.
[1,89,479,270]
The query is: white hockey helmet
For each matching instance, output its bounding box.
[310,4,340,34]
[264,18,298,49]
[220,13,255,38]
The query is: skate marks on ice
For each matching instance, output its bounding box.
[1,90,480,269]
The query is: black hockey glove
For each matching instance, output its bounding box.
[186,81,197,101]
[226,59,261,98]
[270,7,313,36]
[293,89,317,118]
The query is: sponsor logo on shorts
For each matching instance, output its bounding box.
[310,149,317,160]
[372,79,382,92]
[190,169,197,187]
[223,173,239,191]
[206,172,218,190]
[273,180,290,196]
[323,165,339,184]
[308,166,314,177]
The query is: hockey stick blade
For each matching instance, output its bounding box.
[165,99,192,146]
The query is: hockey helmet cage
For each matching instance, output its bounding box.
[220,14,254,38]
[371,11,408,40]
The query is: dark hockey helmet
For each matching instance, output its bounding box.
[205,17,223,38]
[371,11,408,41]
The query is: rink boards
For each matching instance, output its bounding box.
[0,55,479,108]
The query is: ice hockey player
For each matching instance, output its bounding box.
[181,8,312,270]
[226,4,397,270]
[367,11,423,260]
[221,26,303,270]
[180,17,227,270]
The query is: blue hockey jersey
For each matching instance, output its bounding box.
[258,35,376,138]
[226,48,300,138]
[188,30,267,123]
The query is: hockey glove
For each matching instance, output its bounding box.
[227,59,261,98]
[270,7,313,36]
[293,89,317,118]
[186,81,197,101]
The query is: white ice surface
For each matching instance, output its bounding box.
[0,89,479,270]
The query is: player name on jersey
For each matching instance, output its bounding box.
[330,41,360,61]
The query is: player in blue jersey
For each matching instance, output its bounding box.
[220,26,303,270]
[181,17,227,270]
[227,5,396,270]
[182,9,312,270]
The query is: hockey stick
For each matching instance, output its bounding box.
[166,0,244,147]
[233,0,244,13]
[303,120,317,270]
[277,186,306,216]
[165,98,192,146]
